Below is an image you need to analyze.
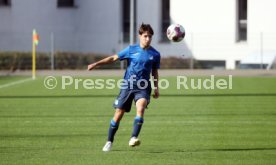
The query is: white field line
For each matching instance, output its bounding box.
[0,78,33,89]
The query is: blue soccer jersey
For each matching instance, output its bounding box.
[117,44,160,82]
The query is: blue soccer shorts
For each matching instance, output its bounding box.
[113,88,151,112]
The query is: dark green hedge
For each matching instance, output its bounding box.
[0,52,120,70]
[0,52,201,70]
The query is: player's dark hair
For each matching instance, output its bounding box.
[139,23,154,35]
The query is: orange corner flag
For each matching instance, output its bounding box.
[32,29,39,46]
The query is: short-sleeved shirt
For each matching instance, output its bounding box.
[118,44,160,83]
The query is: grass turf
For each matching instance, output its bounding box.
[0,76,276,165]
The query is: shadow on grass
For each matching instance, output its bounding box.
[0,134,97,139]
[145,147,276,154]
[1,93,276,99]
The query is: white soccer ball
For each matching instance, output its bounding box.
[166,24,185,42]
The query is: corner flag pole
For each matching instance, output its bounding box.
[32,29,39,80]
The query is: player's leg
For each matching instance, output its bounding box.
[103,108,125,152]
[103,88,134,151]
[132,98,147,136]
[129,98,147,147]
[107,108,125,142]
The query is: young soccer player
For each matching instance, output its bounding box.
[88,23,160,152]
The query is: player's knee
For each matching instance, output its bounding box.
[136,98,148,107]
[117,109,125,115]
[136,103,146,113]
[115,108,124,115]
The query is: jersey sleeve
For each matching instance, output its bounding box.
[152,53,161,69]
[117,46,130,61]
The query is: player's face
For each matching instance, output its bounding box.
[139,31,152,49]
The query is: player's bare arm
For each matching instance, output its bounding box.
[87,54,119,70]
[152,68,159,99]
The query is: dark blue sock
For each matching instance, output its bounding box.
[107,119,119,142]
[131,116,144,138]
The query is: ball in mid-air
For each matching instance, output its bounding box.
[166,24,185,42]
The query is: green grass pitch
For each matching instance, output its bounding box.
[0,76,276,165]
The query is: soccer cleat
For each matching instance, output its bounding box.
[102,141,112,152]
[129,137,141,147]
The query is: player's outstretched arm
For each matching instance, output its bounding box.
[87,55,119,71]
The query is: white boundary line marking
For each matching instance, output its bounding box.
[0,78,33,89]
